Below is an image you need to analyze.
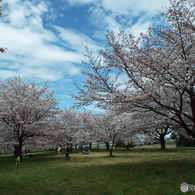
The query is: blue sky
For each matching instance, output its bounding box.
[0,0,171,112]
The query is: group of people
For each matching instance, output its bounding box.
[23,153,33,158]
[15,143,91,166]
[81,149,91,155]
[58,143,70,161]
[58,144,91,161]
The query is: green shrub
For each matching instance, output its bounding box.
[115,140,134,149]
[115,140,126,148]
[176,135,195,147]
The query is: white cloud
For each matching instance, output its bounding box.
[65,0,96,6]
[9,10,26,27]
[18,67,63,81]
[3,1,49,28]
[128,21,151,37]
[53,26,99,53]
[88,6,122,33]
[0,0,91,82]
[0,0,173,110]
[101,0,170,15]
[0,69,16,80]
[83,104,105,113]
[85,0,171,40]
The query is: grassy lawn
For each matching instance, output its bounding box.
[0,148,195,195]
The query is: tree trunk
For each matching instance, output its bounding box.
[159,134,166,150]
[109,149,113,156]
[126,144,130,150]
[105,142,110,150]
[89,142,92,149]
[109,143,114,156]
[70,144,72,153]
[17,139,23,159]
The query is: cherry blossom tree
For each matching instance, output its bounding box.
[0,122,17,153]
[74,111,96,148]
[130,111,173,149]
[0,77,60,157]
[72,0,195,138]
[57,108,81,146]
[33,117,64,151]
[92,111,133,156]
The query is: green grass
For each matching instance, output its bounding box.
[0,148,195,195]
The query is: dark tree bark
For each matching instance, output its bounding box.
[105,142,110,150]
[157,134,166,150]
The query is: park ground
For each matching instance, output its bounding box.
[0,145,195,195]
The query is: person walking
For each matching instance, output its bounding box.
[65,143,70,161]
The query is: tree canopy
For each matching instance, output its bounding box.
[0,77,60,156]
[72,0,195,138]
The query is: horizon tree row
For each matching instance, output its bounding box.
[0,77,191,156]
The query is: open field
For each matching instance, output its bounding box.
[0,148,195,195]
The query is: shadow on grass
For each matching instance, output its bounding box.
[1,154,195,195]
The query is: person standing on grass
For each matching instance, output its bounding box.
[58,146,62,157]
[65,143,70,161]
[15,156,21,166]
